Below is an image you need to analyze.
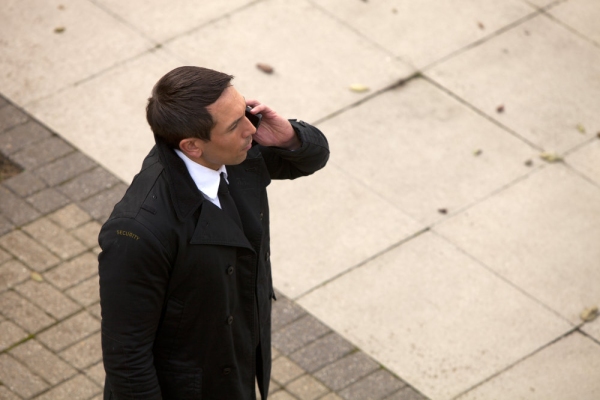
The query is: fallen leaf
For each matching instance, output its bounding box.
[54,26,66,34]
[438,208,448,215]
[477,22,485,30]
[473,149,482,156]
[540,152,562,163]
[349,84,369,93]
[524,159,533,167]
[597,132,600,139]
[496,105,504,113]
[58,4,65,10]
[31,272,43,282]
[256,63,274,74]
[391,8,398,14]
[576,124,586,134]
[580,306,598,323]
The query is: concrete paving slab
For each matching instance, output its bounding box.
[457,332,600,399]
[0,0,152,105]
[9,339,77,386]
[313,352,380,393]
[0,353,48,398]
[298,231,571,400]
[34,373,102,400]
[0,106,28,135]
[165,0,413,125]
[315,78,536,225]
[427,14,600,154]
[435,164,600,324]
[582,318,600,342]
[269,164,424,299]
[312,0,534,68]
[94,0,254,43]
[0,291,55,333]
[524,0,561,8]
[0,120,51,155]
[549,0,600,46]
[26,50,181,183]
[85,361,106,386]
[0,260,29,293]
[0,320,28,353]
[0,230,59,272]
[59,331,102,369]
[15,280,81,320]
[0,385,20,400]
[566,139,600,186]
[287,373,330,399]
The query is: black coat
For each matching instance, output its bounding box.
[98,120,329,400]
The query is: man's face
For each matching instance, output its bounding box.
[199,86,256,170]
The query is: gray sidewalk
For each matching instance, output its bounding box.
[0,96,424,399]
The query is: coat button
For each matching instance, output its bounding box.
[265,251,270,261]
[223,367,231,375]
[227,266,234,275]
[227,316,234,325]
[260,212,264,220]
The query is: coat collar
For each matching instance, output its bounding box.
[154,136,266,252]
[154,135,204,222]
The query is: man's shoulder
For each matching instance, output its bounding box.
[104,146,173,224]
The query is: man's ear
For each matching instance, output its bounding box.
[178,138,203,159]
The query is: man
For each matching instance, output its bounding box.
[98,66,329,399]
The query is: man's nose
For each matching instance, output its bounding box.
[243,118,256,137]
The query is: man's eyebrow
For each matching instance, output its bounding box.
[227,114,244,131]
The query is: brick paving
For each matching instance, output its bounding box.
[0,96,428,400]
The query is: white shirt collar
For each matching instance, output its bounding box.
[174,149,227,204]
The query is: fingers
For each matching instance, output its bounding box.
[245,99,272,115]
[245,99,261,112]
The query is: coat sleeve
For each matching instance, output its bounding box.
[259,119,330,180]
[98,216,172,400]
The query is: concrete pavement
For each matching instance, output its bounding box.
[1,0,600,399]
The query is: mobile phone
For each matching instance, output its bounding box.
[245,106,262,130]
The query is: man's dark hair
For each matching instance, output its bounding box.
[146,66,234,148]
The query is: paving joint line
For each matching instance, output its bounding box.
[159,0,267,48]
[311,72,421,127]
[306,0,404,66]
[421,7,544,72]
[451,326,580,399]
[294,226,430,302]
[421,74,543,152]
[427,164,547,232]
[537,8,600,48]
[429,228,576,328]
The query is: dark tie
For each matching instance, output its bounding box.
[218,173,242,229]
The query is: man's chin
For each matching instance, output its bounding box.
[226,153,248,167]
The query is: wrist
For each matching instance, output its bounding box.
[282,134,301,151]
[280,121,301,150]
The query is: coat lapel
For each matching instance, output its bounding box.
[190,201,254,251]
[227,151,270,249]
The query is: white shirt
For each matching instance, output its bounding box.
[174,149,228,209]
